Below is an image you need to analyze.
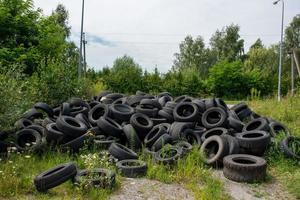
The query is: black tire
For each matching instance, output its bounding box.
[75,113,91,128]
[22,108,43,120]
[174,95,192,103]
[151,134,173,151]
[223,135,240,155]
[223,154,267,183]
[243,118,270,132]
[60,132,91,152]
[96,90,112,101]
[269,121,290,137]
[52,107,60,119]
[140,99,162,109]
[204,98,216,110]
[174,141,193,154]
[15,129,43,152]
[126,95,146,107]
[34,102,54,117]
[215,98,228,111]
[123,124,142,150]
[169,122,194,140]
[56,116,88,137]
[236,131,271,156]
[112,97,127,105]
[14,118,33,129]
[130,113,153,140]
[173,102,199,122]
[110,104,134,122]
[158,110,174,122]
[157,92,173,99]
[200,135,229,165]
[26,124,44,137]
[34,162,77,192]
[45,123,65,144]
[280,136,300,160]
[117,159,147,178]
[201,127,228,142]
[158,96,172,107]
[144,125,168,148]
[135,105,158,118]
[42,117,55,128]
[181,129,202,146]
[61,102,71,116]
[93,135,118,150]
[237,107,252,121]
[88,104,109,126]
[154,146,182,165]
[230,102,248,113]
[105,93,124,101]
[151,118,168,126]
[201,107,228,129]
[228,117,244,132]
[73,168,116,188]
[97,117,123,138]
[0,141,8,154]
[108,143,138,160]
[69,106,89,117]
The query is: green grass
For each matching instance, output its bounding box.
[1,96,299,200]
[0,150,119,200]
[248,96,300,199]
[143,148,230,200]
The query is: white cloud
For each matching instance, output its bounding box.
[34,0,300,72]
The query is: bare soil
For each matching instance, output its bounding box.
[110,178,194,200]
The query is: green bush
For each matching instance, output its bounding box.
[0,66,36,129]
[0,61,94,129]
[207,60,253,98]
[163,67,204,97]
[31,61,94,106]
[103,56,143,94]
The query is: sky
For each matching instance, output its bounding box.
[34,0,300,72]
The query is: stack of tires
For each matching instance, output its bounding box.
[0,91,299,189]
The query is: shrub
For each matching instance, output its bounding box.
[207,60,253,98]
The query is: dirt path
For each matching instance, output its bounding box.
[109,171,293,200]
[110,178,194,200]
[213,170,294,200]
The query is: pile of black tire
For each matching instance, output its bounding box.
[0,91,299,190]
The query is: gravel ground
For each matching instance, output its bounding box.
[213,170,294,200]
[110,178,194,200]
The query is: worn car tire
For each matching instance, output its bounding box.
[173,102,199,122]
[202,107,228,129]
[108,143,138,160]
[56,116,88,138]
[200,135,229,165]
[201,127,228,142]
[117,159,147,178]
[236,131,271,156]
[34,162,77,192]
[280,136,300,160]
[243,118,270,132]
[123,124,142,150]
[223,154,267,183]
[73,168,116,188]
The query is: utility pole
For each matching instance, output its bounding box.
[291,52,295,96]
[83,32,87,76]
[78,0,85,78]
[273,0,284,102]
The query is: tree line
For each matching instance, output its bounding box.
[0,0,299,128]
[91,16,300,98]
